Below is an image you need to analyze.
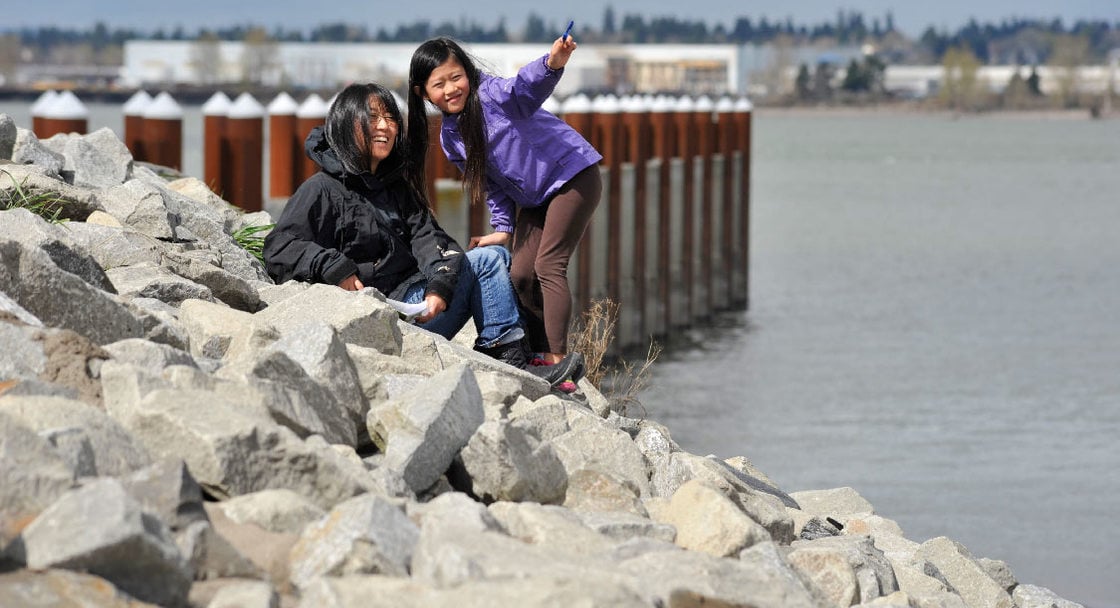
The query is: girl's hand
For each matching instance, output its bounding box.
[468,232,511,249]
[338,274,364,291]
[547,36,577,70]
[415,294,447,324]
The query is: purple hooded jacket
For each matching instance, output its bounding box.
[439,55,603,233]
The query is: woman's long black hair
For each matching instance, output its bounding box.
[325,82,427,204]
[408,37,489,209]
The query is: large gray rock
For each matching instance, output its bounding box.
[0,238,145,345]
[0,208,114,291]
[787,534,899,605]
[107,262,216,305]
[573,509,675,544]
[103,337,198,372]
[62,127,133,189]
[549,419,652,499]
[62,221,166,271]
[0,290,41,327]
[119,458,209,532]
[9,130,65,178]
[213,489,326,535]
[562,468,647,517]
[178,298,280,361]
[218,348,357,446]
[915,537,1014,608]
[0,395,153,477]
[0,322,109,407]
[298,574,648,608]
[165,176,245,232]
[108,386,375,509]
[487,501,619,555]
[100,178,179,240]
[0,114,14,159]
[0,569,160,608]
[368,363,484,494]
[0,411,75,548]
[651,450,794,543]
[654,479,770,558]
[19,478,192,607]
[1,162,106,222]
[269,321,368,438]
[161,250,261,312]
[790,486,876,521]
[1012,584,1085,608]
[457,418,568,504]
[617,544,820,608]
[255,284,401,355]
[288,493,420,588]
[203,579,279,608]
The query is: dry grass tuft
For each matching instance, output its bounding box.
[569,298,662,417]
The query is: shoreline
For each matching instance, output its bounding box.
[754,103,1104,120]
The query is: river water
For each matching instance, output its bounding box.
[637,109,1120,607]
[2,101,1117,605]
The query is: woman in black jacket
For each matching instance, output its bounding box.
[263,82,581,386]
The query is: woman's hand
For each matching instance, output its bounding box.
[468,232,511,249]
[415,294,447,324]
[547,36,577,70]
[338,274,365,291]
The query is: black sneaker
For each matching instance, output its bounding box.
[477,341,583,389]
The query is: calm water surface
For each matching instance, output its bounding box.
[638,110,1120,607]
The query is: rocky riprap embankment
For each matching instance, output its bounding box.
[0,113,1085,608]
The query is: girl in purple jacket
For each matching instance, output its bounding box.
[408,35,602,377]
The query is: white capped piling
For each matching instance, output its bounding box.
[122,90,152,162]
[267,92,300,198]
[39,91,88,138]
[30,90,59,136]
[142,92,183,171]
[202,92,232,196]
[296,94,329,183]
[226,92,265,212]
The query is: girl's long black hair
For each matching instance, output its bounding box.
[408,37,489,209]
[325,82,427,205]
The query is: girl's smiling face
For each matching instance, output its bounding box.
[422,56,471,115]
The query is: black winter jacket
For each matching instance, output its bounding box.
[263,127,463,303]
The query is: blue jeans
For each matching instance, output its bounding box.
[403,246,525,349]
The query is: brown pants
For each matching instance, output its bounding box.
[510,165,602,354]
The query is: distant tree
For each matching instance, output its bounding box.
[812,60,836,99]
[0,34,19,84]
[524,13,548,43]
[940,45,982,110]
[603,6,617,37]
[841,58,867,91]
[795,63,812,100]
[1048,34,1090,107]
[240,27,278,85]
[1026,65,1042,95]
[190,31,222,85]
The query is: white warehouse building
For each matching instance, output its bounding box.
[121,40,751,96]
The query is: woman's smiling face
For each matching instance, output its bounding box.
[364,99,398,171]
[422,56,471,115]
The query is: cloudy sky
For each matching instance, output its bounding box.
[5,0,1117,37]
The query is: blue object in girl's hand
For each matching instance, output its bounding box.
[563,20,574,42]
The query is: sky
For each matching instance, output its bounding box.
[4,0,1118,38]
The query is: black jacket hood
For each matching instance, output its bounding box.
[305,125,346,177]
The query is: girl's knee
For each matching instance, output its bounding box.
[468,245,511,271]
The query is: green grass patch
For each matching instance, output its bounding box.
[232,222,275,264]
[0,169,68,223]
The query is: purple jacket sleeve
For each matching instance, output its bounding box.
[484,55,563,119]
[485,179,517,233]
